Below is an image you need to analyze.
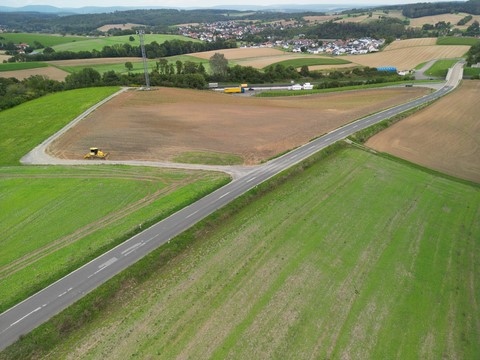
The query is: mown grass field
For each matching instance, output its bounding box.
[55,55,211,75]
[0,33,88,47]
[0,86,230,312]
[51,34,198,52]
[0,87,120,165]
[57,59,153,75]
[9,146,478,359]
[0,165,228,313]
[0,62,48,72]
[437,36,480,46]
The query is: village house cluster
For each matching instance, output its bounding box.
[287,37,384,55]
[177,20,383,55]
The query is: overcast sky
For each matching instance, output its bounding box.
[3,0,452,9]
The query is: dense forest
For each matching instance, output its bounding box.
[401,0,480,18]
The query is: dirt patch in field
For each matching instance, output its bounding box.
[48,86,429,165]
[0,66,70,81]
[191,47,286,61]
[366,81,480,183]
[97,23,144,31]
[303,15,338,23]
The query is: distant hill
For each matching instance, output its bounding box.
[0,4,364,14]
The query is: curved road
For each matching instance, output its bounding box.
[0,62,464,351]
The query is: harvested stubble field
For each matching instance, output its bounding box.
[0,66,69,81]
[343,44,469,70]
[409,13,480,30]
[33,148,480,360]
[366,81,480,183]
[48,86,430,165]
[383,38,437,50]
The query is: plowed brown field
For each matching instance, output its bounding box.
[366,81,480,183]
[48,86,429,165]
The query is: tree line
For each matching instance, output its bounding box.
[0,51,414,112]
[6,39,236,63]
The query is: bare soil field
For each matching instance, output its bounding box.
[191,47,285,61]
[0,66,69,81]
[343,45,469,70]
[366,81,480,183]
[48,86,429,165]
[97,23,144,31]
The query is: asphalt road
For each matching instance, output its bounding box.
[0,62,464,351]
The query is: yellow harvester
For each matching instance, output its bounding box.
[84,147,109,160]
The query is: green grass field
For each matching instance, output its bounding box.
[0,33,88,47]
[0,165,228,313]
[464,67,480,77]
[264,57,351,69]
[425,59,459,77]
[57,54,211,75]
[0,87,120,166]
[57,59,149,74]
[51,34,198,53]
[0,62,48,72]
[437,36,480,46]
[9,147,478,359]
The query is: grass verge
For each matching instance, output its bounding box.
[173,151,244,165]
[425,59,459,77]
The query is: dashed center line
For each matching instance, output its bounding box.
[10,307,41,327]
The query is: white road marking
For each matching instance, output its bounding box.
[186,210,199,219]
[121,243,142,255]
[10,307,41,327]
[99,257,118,269]
[246,176,257,183]
[218,191,231,200]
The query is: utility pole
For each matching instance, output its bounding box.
[136,30,150,89]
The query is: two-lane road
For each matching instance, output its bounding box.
[0,62,463,351]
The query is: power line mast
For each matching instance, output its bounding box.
[136,30,150,90]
